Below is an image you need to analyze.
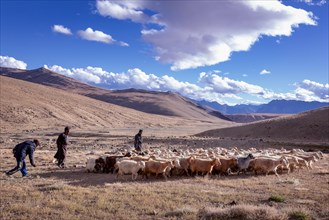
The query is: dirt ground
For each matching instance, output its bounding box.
[1,129,329,219]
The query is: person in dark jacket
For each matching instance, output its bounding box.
[54,126,69,168]
[6,139,40,177]
[134,129,143,153]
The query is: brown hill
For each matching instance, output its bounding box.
[0,67,229,121]
[225,114,285,123]
[197,107,329,143]
[0,76,233,134]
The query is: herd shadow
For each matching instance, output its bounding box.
[36,167,261,187]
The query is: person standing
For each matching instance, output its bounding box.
[54,126,69,168]
[6,139,40,177]
[134,129,143,153]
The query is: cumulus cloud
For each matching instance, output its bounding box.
[44,64,328,104]
[77,27,128,46]
[295,80,329,101]
[96,0,316,70]
[78,27,115,44]
[260,69,271,75]
[198,72,266,95]
[44,65,101,84]
[0,55,27,69]
[52,25,72,35]
[44,65,240,103]
[298,0,327,6]
[96,1,148,22]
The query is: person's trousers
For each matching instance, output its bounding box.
[7,159,27,176]
[58,158,65,167]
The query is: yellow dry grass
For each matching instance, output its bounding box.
[1,136,329,220]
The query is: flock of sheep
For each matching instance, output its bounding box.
[86,147,324,180]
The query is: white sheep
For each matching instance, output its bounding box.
[116,160,145,180]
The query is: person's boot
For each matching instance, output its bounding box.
[6,168,19,176]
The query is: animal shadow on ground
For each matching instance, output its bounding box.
[36,167,258,187]
[37,168,195,187]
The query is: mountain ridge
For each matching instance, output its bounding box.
[1,75,236,135]
[0,66,230,122]
[196,106,329,143]
[196,99,329,114]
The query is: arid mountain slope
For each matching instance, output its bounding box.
[197,107,329,143]
[225,114,285,123]
[0,67,229,121]
[0,76,233,134]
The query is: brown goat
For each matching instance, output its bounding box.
[143,160,174,179]
[189,158,220,176]
[213,157,238,175]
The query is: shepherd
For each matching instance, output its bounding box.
[134,129,143,153]
[6,139,40,177]
[54,126,70,168]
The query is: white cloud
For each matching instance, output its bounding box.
[77,27,129,46]
[260,69,271,75]
[44,65,101,84]
[119,41,129,47]
[52,25,72,35]
[0,55,27,69]
[198,72,266,95]
[78,27,115,44]
[96,0,316,70]
[44,65,242,104]
[296,79,329,101]
[298,0,327,6]
[96,1,148,22]
[44,64,329,104]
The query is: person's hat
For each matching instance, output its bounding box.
[33,139,40,146]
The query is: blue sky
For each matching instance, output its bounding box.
[1,0,328,105]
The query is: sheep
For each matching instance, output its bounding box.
[103,152,132,173]
[164,159,180,177]
[94,157,106,173]
[155,158,181,177]
[250,157,288,177]
[177,156,193,176]
[294,155,316,169]
[167,156,192,176]
[213,157,238,175]
[237,154,255,174]
[143,160,174,179]
[86,158,96,173]
[189,158,220,176]
[86,156,108,173]
[116,160,145,180]
[293,156,310,170]
[278,156,298,173]
[130,155,156,162]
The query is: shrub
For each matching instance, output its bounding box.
[165,207,197,218]
[198,204,287,220]
[289,211,309,220]
[269,195,285,203]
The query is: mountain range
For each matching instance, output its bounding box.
[197,106,329,144]
[1,66,328,143]
[196,99,329,114]
[0,67,230,122]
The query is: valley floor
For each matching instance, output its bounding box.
[1,129,328,219]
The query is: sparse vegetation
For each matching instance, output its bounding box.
[198,205,287,220]
[164,206,197,218]
[289,211,309,220]
[0,129,328,219]
[269,194,286,203]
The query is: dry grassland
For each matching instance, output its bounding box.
[1,131,329,220]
